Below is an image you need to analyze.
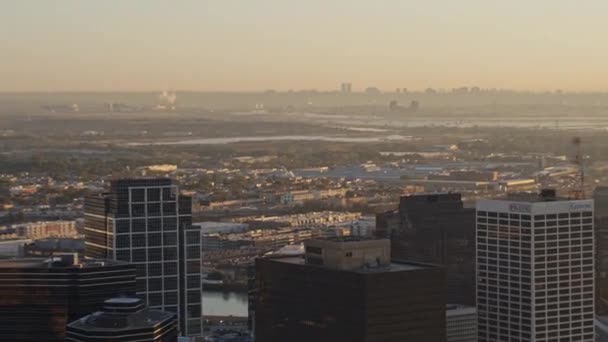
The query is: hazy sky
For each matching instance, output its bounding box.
[2,1,608,92]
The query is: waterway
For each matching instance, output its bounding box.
[203,291,248,317]
[128,134,414,146]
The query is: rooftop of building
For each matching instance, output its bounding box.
[193,221,248,228]
[268,256,429,273]
[401,192,463,201]
[504,189,569,202]
[0,254,128,269]
[110,177,173,186]
[24,238,84,250]
[68,297,176,332]
[446,304,477,316]
[318,236,380,243]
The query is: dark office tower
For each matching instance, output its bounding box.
[66,297,178,342]
[595,186,608,314]
[0,254,135,342]
[255,238,446,342]
[85,178,202,337]
[376,193,476,306]
[477,193,595,342]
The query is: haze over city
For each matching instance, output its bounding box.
[5,2,608,342]
[3,0,608,92]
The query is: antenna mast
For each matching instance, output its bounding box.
[571,137,585,199]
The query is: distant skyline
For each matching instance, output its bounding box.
[2,1,608,92]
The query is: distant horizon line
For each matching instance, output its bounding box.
[3,88,608,95]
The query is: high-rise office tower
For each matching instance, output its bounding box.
[0,254,135,342]
[477,190,595,342]
[85,178,202,337]
[594,186,608,314]
[255,237,446,342]
[66,297,178,342]
[446,304,478,342]
[376,193,476,306]
[340,82,352,93]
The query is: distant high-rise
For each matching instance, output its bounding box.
[0,255,135,342]
[66,297,178,342]
[376,193,476,306]
[594,186,608,314]
[85,178,202,337]
[446,304,478,342]
[340,82,352,93]
[477,191,595,341]
[255,237,446,342]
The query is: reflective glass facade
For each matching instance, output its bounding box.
[85,178,202,337]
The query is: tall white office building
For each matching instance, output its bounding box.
[476,191,594,342]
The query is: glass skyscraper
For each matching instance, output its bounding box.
[85,178,202,337]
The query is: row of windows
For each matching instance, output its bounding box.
[480,313,594,325]
[480,271,594,283]
[117,247,179,262]
[145,291,178,306]
[479,243,532,252]
[185,231,201,243]
[129,187,176,203]
[129,202,178,217]
[534,272,594,281]
[479,246,593,257]
[479,304,593,317]
[116,218,178,233]
[479,231,592,240]
[133,262,179,279]
[477,211,592,219]
[135,275,201,293]
[536,318,594,326]
[533,239,593,247]
[479,296,593,305]
[479,326,532,340]
[479,257,592,269]
[534,298,594,306]
[478,265,532,275]
[479,299,532,309]
[479,225,593,235]
[478,243,593,256]
[479,299,593,313]
[479,255,593,267]
[478,228,592,242]
[479,263,593,276]
[535,254,593,262]
[479,279,594,292]
[480,329,593,342]
[535,332,593,341]
[480,283,593,294]
[478,218,593,226]
[116,233,179,248]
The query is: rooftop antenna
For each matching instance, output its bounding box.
[571,137,585,199]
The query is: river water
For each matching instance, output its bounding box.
[203,291,248,317]
[128,134,414,146]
